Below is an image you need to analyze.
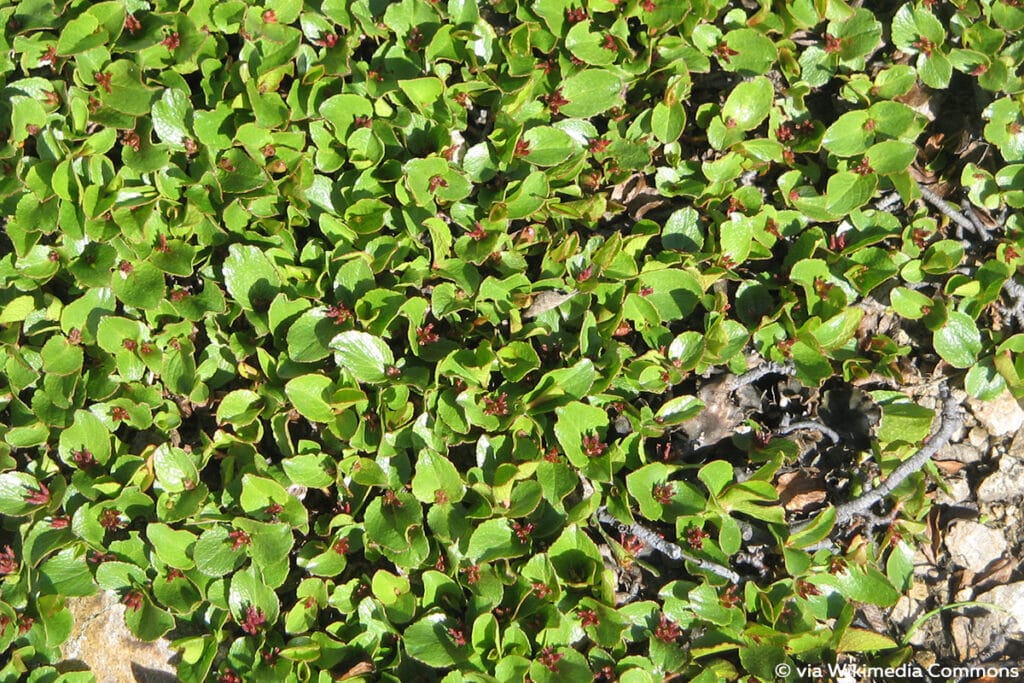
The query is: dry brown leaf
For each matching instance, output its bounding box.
[775,469,827,514]
[934,459,967,475]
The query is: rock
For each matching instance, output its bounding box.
[59,591,178,682]
[937,442,982,464]
[968,390,1024,437]
[968,426,989,450]
[978,456,1024,503]
[953,582,1024,660]
[934,477,970,506]
[944,521,1007,573]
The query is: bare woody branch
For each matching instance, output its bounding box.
[595,507,742,584]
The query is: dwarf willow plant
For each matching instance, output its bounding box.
[0,0,1021,681]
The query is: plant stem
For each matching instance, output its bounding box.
[594,508,742,583]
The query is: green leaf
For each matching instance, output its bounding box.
[825,171,877,214]
[523,126,580,166]
[467,519,521,562]
[194,527,244,577]
[559,70,623,118]
[41,335,83,376]
[809,565,900,607]
[890,287,933,320]
[222,244,281,311]
[651,102,686,144]
[37,549,96,597]
[822,111,872,156]
[405,616,466,668]
[0,472,48,516]
[285,374,336,422]
[153,444,199,494]
[934,312,982,368]
[58,410,111,466]
[721,76,773,131]
[330,331,394,384]
[147,523,197,570]
[837,628,898,652]
[720,28,778,75]
[111,262,166,310]
[216,389,262,427]
[151,88,192,147]
[411,450,464,504]
[864,140,917,174]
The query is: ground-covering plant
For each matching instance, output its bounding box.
[1,0,1023,680]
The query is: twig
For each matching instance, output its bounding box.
[874,192,903,211]
[595,508,742,583]
[777,419,841,445]
[960,200,993,240]
[917,184,978,236]
[794,388,961,534]
[730,361,795,390]
[1001,278,1024,329]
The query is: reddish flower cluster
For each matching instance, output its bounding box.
[514,139,531,158]
[482,392,509,416]
[94,72,113,93]
[333,537,350,555]
[544,89,570,115]
[566,7,587,23]
[88,550,116,564]
[240,606,266,635]
[462,564,480,585]
[316,32,338,48]
[824,33,844,53]
[687,526,710,549]
[124,14,142,34]
[0,546,17,575]
[447,626,467,646]
[714,41,739,63]
[71,448,95,468]
[852,157,874,176]
[582,434,607,457]
[406,27,423,51]
[50,515,70,529]
[382,489,403,507]
[111,406,130,422]
[326,302,352,324]
[652,482,674,505]
[428,175,449,192]
[577,608,600,627]
[228,529,252,551]
[721,585,742,607]
[654,614,681,642]
[537,646,563,672]
[218,669,242,683]
[512,521,535,542]
[795,580,822,599]
[620,534,645,556]
[24,482,50,506]
[532,581,552,598]
[588,137,611,154]
[99,508,126,531]
[123,127,142,150]
[122,590,144,612]
[160,32,180,50]
[912,36,936,56]
[468,222,487,240]
[416,323,440,346]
